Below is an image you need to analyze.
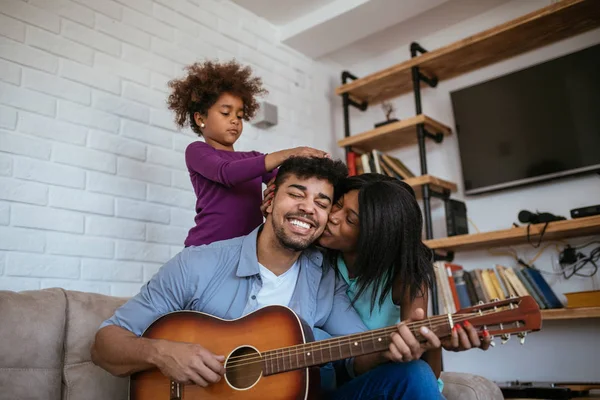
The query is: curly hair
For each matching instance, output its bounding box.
[274,157,348,192]
[167,60,267,136]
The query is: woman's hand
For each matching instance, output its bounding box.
[260,178,276,217]
[384,308,441,363]
[442,321,492,352]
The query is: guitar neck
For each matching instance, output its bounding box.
[260,313,459,376]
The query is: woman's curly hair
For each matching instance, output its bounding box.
[167,60,267,136]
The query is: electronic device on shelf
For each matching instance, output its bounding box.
[570,204,600,219]
[446,199,469,236]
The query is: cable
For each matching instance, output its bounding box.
[526,222,549,248]
[559,244,600,280]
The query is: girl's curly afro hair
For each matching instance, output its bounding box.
[167,60,267,136]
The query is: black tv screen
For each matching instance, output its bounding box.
[451,43,600,195]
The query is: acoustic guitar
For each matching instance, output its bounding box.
[129,296,541,400]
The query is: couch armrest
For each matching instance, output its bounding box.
[441,371,503,400]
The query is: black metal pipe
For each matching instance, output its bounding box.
[430,189,450,200]
[410,42,429,57]
[423,128,445,144]
[433,251,455,263]
[342,93,351,159]
[342,70,359,82]
[418,72,438,88]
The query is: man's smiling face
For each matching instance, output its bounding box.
[266,174,334,251]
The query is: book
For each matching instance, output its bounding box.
[495,265,517,297]
[453,269,472,309]
[480,269,498,300]
[371,150,383,174]
[445,263,463,309]
[564,290,600,308]
[380,154,414,179]
[462,270,480,305]
[515,267,548,309]
[360,153,371,173]
[473,269,491,303]
[521,268,564,309]
[346,152,357,176]
[488,268,507,300]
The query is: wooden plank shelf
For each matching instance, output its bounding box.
[404,175,457,195]
[541,306,600,320]
[335,0,600,105]
[337,114,452,152]
[424,215,600,252]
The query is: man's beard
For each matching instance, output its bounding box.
[272,212,319,251]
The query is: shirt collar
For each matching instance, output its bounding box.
[336,255,354,286]
[236,224,324,278]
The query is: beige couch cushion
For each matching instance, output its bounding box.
[62,290,129,400]
[441,371,503,400]
[0,288,66,400]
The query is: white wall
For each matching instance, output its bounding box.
[0,0,341,295]
[336,0,600,383]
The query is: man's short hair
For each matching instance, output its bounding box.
[274,156,348,190]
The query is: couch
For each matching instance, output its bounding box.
[0,288,503,400]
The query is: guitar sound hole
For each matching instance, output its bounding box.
[225,346,263,390]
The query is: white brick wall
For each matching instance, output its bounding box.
[0,0,339,295]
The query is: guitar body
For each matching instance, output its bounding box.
[129,306,319,400]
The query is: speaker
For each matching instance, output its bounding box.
[251,101,278,129]
[446,199,469,237]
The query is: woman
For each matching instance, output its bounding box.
[263,173,491,394]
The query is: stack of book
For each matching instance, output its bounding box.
[346,150,414,179]
[433,262,564,313]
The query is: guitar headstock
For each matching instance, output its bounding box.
[457,296,542,344]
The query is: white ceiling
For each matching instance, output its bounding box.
[231,0,511,65]
[231,0,339,25]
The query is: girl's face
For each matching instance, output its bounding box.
[318,189,360,253]
[195,92,244,150]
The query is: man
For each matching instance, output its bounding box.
[91,156,442,399]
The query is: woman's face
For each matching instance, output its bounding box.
[318,189,360,253]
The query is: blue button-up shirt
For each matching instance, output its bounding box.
[100,226,367,341]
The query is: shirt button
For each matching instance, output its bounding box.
[251,295,256,300]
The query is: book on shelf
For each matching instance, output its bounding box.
[433,263,565,313]
[564,290,600,308]
[345,150,415,179]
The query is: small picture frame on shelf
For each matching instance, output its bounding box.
[374,101,399,128]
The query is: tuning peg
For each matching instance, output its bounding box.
[518,332,527,345]
[500,333,511,344]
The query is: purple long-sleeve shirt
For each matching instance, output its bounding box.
[184,141,277,247]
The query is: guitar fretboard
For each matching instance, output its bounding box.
[261,316,455,375]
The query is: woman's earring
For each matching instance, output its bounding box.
[200,123,205,129]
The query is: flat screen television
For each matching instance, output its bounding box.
[451,43,600,195]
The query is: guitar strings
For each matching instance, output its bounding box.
[219,313,500,383]
[225,312,486,369]
[223,312,488,371]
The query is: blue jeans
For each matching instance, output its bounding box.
[324,360,444,400]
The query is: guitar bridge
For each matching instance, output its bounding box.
[170,381,181,400]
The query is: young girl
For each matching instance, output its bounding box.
[167,60,328,247]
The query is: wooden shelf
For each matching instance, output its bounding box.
[335,0,600,104]
[424,215,600,252]
[404,174,457,195]
[337,114,452,152]
[541,306,600,320]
